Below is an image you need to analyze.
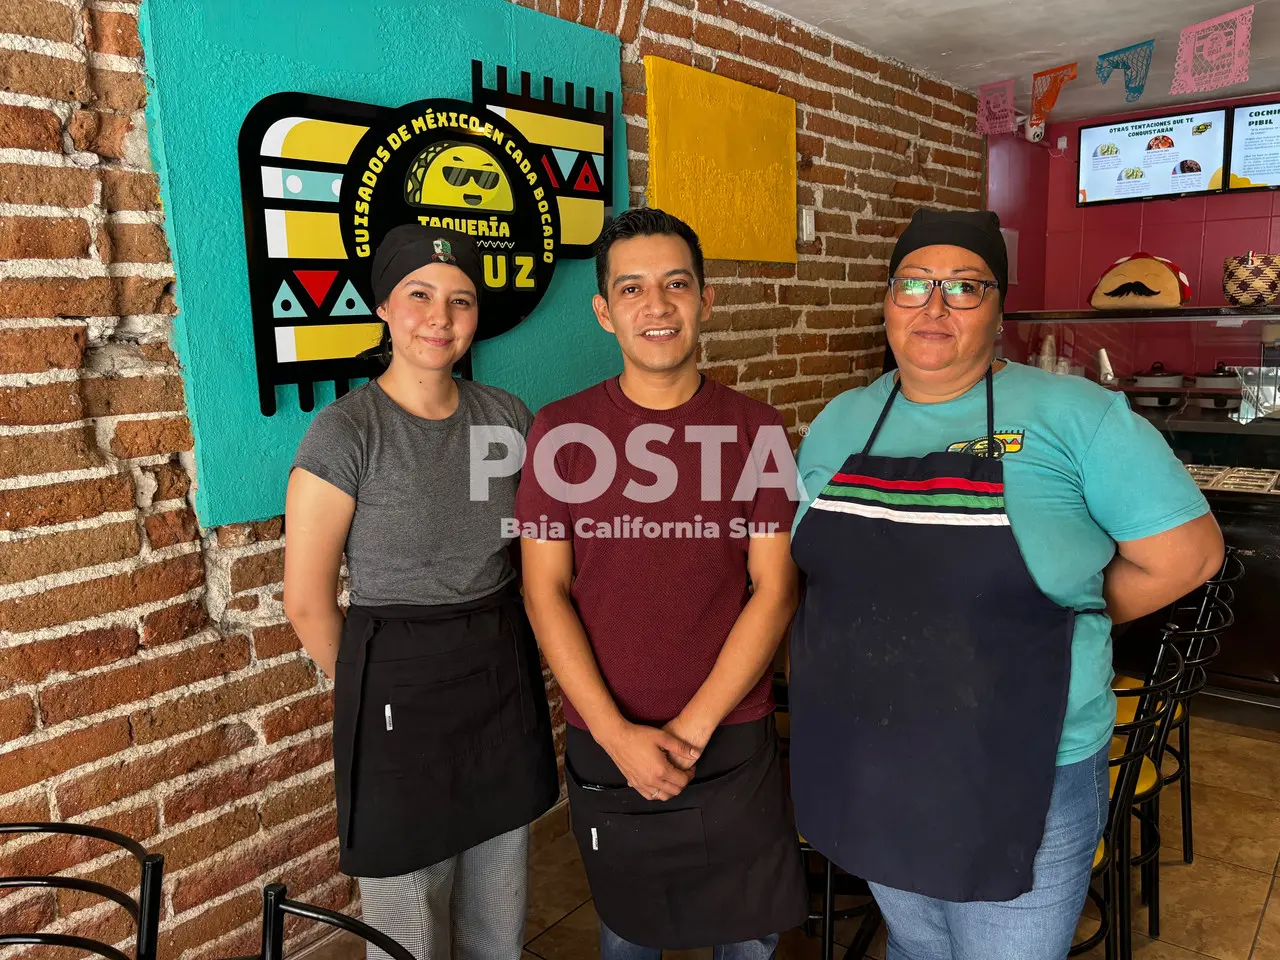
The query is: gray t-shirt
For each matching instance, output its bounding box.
[292,379,533,606]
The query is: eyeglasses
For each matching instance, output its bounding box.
[442,166,501,190]
[888,277,999,310]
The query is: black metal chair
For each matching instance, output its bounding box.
[1113,548,1240,939]
[797,839,883,960]
[1131,592,1233,938]
[1071,636,1183,960]
[227,883,415,960]
[1113,547,1243,862]
[1154,546,1243,865]
[0,822,163,960]
[774,677,883,960]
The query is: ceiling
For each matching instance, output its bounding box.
[759,0,1280,121]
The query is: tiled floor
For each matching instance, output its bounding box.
[1063,701,1280,960]
[310,696,1280,960]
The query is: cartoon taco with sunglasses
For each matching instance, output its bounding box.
[405,141,514,212]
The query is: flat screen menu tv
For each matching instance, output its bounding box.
[1228,101,1280,189]
[1077,108,1227,205]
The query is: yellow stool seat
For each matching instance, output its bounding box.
[1093,837,1105,870]
[1113,675,1184,725]
[1109,737,1160,798]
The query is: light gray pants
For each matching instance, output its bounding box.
[358,825,529,960]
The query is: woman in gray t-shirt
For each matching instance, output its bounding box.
[284,225,556,958]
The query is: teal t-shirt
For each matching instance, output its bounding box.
[793,361,1210,765]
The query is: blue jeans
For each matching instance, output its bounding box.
[870,743,1108,960]
[599,922,779,960]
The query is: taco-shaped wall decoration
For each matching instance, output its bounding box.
[1089,252,1192,309]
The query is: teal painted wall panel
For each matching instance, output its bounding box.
[139,0,625,528]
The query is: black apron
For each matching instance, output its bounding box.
[333,581,558,878]
[565,717,807,949]
[789,368,1091,903]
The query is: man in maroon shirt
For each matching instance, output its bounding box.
[517,208,807,959]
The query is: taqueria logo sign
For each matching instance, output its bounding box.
[238,61,615,415]
[344,100,558,301]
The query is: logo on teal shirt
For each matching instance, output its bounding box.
[946,430,1025,459]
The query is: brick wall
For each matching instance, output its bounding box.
[510,0,986,433]
[0,0,982,955]
[0,3,347,956]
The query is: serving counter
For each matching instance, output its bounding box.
[1003,306,1280,697]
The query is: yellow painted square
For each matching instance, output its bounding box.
[645,57,797,264]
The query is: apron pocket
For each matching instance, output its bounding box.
[567,758,708,874]
[371,668,505,771]
[577,806,709,876]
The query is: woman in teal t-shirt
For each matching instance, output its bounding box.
[787,209,1223,960]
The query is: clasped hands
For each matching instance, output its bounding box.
[598,714,711,802]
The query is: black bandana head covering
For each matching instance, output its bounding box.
[371,224,484,306]
[889,209,1009,298]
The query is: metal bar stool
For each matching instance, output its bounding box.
[0,822,164,960]
[1113,549,1239,939]
[221,883,415,960]
[1072,635,1183,960]
[797,840,883,960]
[1126,587,1234,941]
[1160,547,1243,865]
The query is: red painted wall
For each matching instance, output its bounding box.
[987,134,1049,313]
[990,91,1280,379]
[1041,91,1280,311]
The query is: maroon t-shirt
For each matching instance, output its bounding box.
[515,376,797,730]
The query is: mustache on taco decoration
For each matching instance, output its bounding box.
[239,61,614,415]
[1089,253,1193,310]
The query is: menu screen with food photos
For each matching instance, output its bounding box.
[1228,102,1280,189]
[1077,109,1227,205]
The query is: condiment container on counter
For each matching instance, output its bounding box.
[1039,333,1057,373]
[1097,348,1118,385]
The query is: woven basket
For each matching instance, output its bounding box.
[1224,251,1280,306]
